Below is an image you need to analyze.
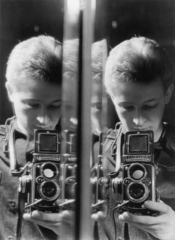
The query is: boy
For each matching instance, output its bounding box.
[0,35,72,240]
[99,37,175,240]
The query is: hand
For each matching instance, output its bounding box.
[118,201,175,240]
[91,200,108,221]
[23,210,74,235]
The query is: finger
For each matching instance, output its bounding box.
[144,201,169,213]
[121,220,157,235]
[118,212,157,225]
[91,211,106,221]
[24,210,74,224]
[24,211,61,222]
[31,211,63,222]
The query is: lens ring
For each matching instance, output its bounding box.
[39,180,61,201]
[128,163,147,181]
[126,182,149,203]
[41,162,59,179]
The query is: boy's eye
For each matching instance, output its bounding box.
[27,103,40,108]
[122,106,134,110]
[144,104,157,110]
[49,105,61,109]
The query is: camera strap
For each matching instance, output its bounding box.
[115,123,123,173]
[8,117,17,173]
[2,116,17,172]
[107,122,123,173]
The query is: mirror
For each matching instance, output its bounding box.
[92,0,175,240]
[0,0,175,239]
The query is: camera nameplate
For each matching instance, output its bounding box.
[33,153,61,162]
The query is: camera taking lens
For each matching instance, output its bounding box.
[127,182,149,203]
[39,180,61,201]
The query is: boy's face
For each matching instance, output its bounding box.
[111,79,173,141]
[7,79,61,140]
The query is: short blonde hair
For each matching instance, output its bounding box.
[105,36,172,97]
[6,35,62,90]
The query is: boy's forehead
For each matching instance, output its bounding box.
[14,78,61,91]
[111,80,164,101]
[13,79,61,101]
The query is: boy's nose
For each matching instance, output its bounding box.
[133,111,146,127]
[37,109,50,125]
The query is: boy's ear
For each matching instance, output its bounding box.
[165,83,174,104]
[5,82,14,102]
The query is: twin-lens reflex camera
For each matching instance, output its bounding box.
[111,130,158,215]
[19,129,77,213]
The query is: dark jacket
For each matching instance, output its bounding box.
[0,121,60,240]
[96,123,175,240]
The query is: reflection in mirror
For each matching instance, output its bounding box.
[0,0,64,124]
[61,0,95,239]
[90,39,108,211]
[60,0,80,239]
[0,0,65,240]
[92,1,175,240]
[89,2,111,239]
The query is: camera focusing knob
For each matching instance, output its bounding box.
[36,176,44,184]
[18,175,32,193]
[99,176,109,186]
[142,178,151,186]
[123,178,131,186]
[66,177,76,185]
[112,177,122,195]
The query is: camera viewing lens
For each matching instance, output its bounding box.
[39,181,60,201]
[127,182,149,203]
[129,164,146,180]
[41,163,59,179]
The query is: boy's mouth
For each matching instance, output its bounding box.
[133,127,150,131]
[35,126,52,130]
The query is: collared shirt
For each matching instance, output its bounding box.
[96,122,175,240]
[0,121,59,240]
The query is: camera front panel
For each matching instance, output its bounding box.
[30,161,61,212]
[122,162,156,205]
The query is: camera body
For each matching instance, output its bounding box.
[91,132,109,213]
[113,130,158,215]
[20,129,77,213]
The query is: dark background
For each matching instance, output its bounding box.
[95,0,175,128]
[0,0,175,128]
